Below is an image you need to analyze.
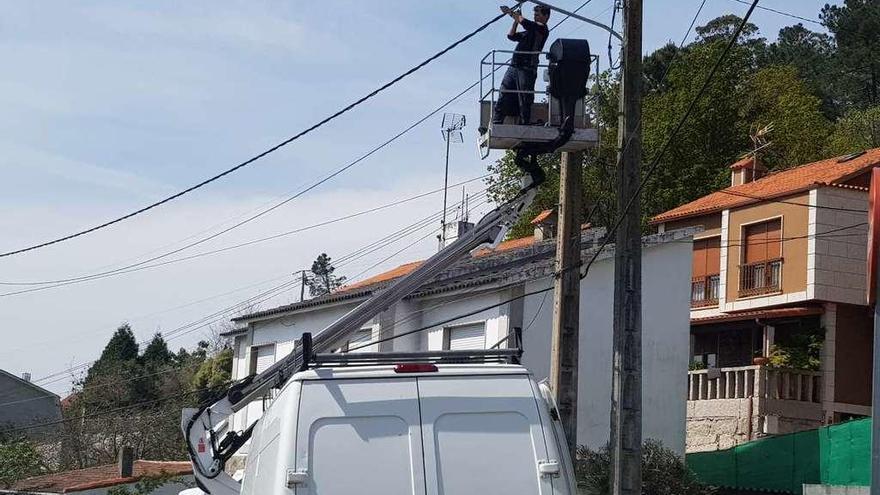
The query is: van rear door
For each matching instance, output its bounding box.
[293,377,426,495]
[417,374,555,495]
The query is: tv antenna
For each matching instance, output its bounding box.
[440,113,466,248]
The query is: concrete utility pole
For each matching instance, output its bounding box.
[300,270,307,302]
[610,0,643,493]
[550,150,583,461]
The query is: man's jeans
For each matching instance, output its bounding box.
[493,65,538,125]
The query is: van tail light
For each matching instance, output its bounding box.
[394,363,438,373]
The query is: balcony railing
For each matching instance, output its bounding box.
[738,258,783,297]
[687,365,821,403]
[691,274,720,308]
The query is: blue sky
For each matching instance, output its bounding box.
[0,0,832,395]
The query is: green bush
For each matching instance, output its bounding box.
[0,438,45,488]
[576,440,715,495]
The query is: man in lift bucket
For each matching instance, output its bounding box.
[493,4,551,126]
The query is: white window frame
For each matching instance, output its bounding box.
[248,343,276,376]
[442,321,487,350]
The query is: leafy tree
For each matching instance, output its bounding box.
[191,347,233,404]
[576,440,715,495]
[695,14,765,56]
[764,24,841,117]
[0,438,45,488]
[306,253,346,297]
[738,65,832,168]
[487,15,839,231]
[58,325,229,470]
[96,325,139,364]
[141,333,173,368]
[643,43,681,94]
[822,0,880,108]
[825,105,880,154]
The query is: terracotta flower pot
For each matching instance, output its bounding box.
[753,356,769,366]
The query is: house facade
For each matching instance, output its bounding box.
[0,368,61,438]
[222,222,698,467]
[652,149,878,452]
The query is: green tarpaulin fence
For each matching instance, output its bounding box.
[686,418,870,493]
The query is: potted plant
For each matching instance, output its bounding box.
[752,351,769,366]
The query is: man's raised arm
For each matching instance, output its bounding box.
[501,6,525,39]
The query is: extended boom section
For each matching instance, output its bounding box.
[182,182,540,495]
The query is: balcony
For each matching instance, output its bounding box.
[691,274,720,308]
[688,365,821,403]
[686,365,823,452]
[738,258,783,298]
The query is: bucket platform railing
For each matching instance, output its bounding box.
[478,49,600,159]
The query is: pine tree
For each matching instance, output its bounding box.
[306,253,346,297]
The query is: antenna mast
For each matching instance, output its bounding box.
[440,113,466,250]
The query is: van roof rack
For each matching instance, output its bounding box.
[307,348,522,368]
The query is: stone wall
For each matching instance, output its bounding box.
[686,396,824,452]
[686,399,758,452]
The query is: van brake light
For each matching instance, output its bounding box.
[394,363,438,373]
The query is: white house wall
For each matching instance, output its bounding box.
[230,238,692,456]
[522,240,691,454]
[417,290,510,351]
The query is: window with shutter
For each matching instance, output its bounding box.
[248,344,276,375]
[346,328,375,353]
[443,323,486,350]
[691,237,721,307]
[739,218,783,297]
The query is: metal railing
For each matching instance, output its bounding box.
[691,274,720,308]
[479,49,599,129]
[738,258,783,297]
[687,365,821,403]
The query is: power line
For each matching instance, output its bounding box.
[1,0,589,281]
[728,0,822,25]
[582,0,762,281]
[26,192,488,388]
[0,7,518,259]
[0,384,229,435]
[349,0,764,353]
[0,175,491,288]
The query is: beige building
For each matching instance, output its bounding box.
[653,150,878,452]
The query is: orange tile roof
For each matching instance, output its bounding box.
[341,260,424,292]
[530,209,554,224]
[729,155,764,170]
[13,460,192,493]
[339,236,539,293]
[651,149,880,224]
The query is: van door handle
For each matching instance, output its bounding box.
[538,460,560,477]
[286,469,308,487]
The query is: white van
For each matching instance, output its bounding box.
[237,361,576,495]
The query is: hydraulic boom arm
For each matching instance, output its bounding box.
[182,175,543,495]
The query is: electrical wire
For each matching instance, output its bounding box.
[348,0,764,352]
[728,0,821,25]
[26,191,494,388]
[0,383,230,435]
[0,7,520,259]
[0,175,492,288]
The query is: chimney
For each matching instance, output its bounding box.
[118,446,134,478]
[438,220,474,250]
[730,155,767,186]
[531,210,557,241]
[21,372,31,382]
